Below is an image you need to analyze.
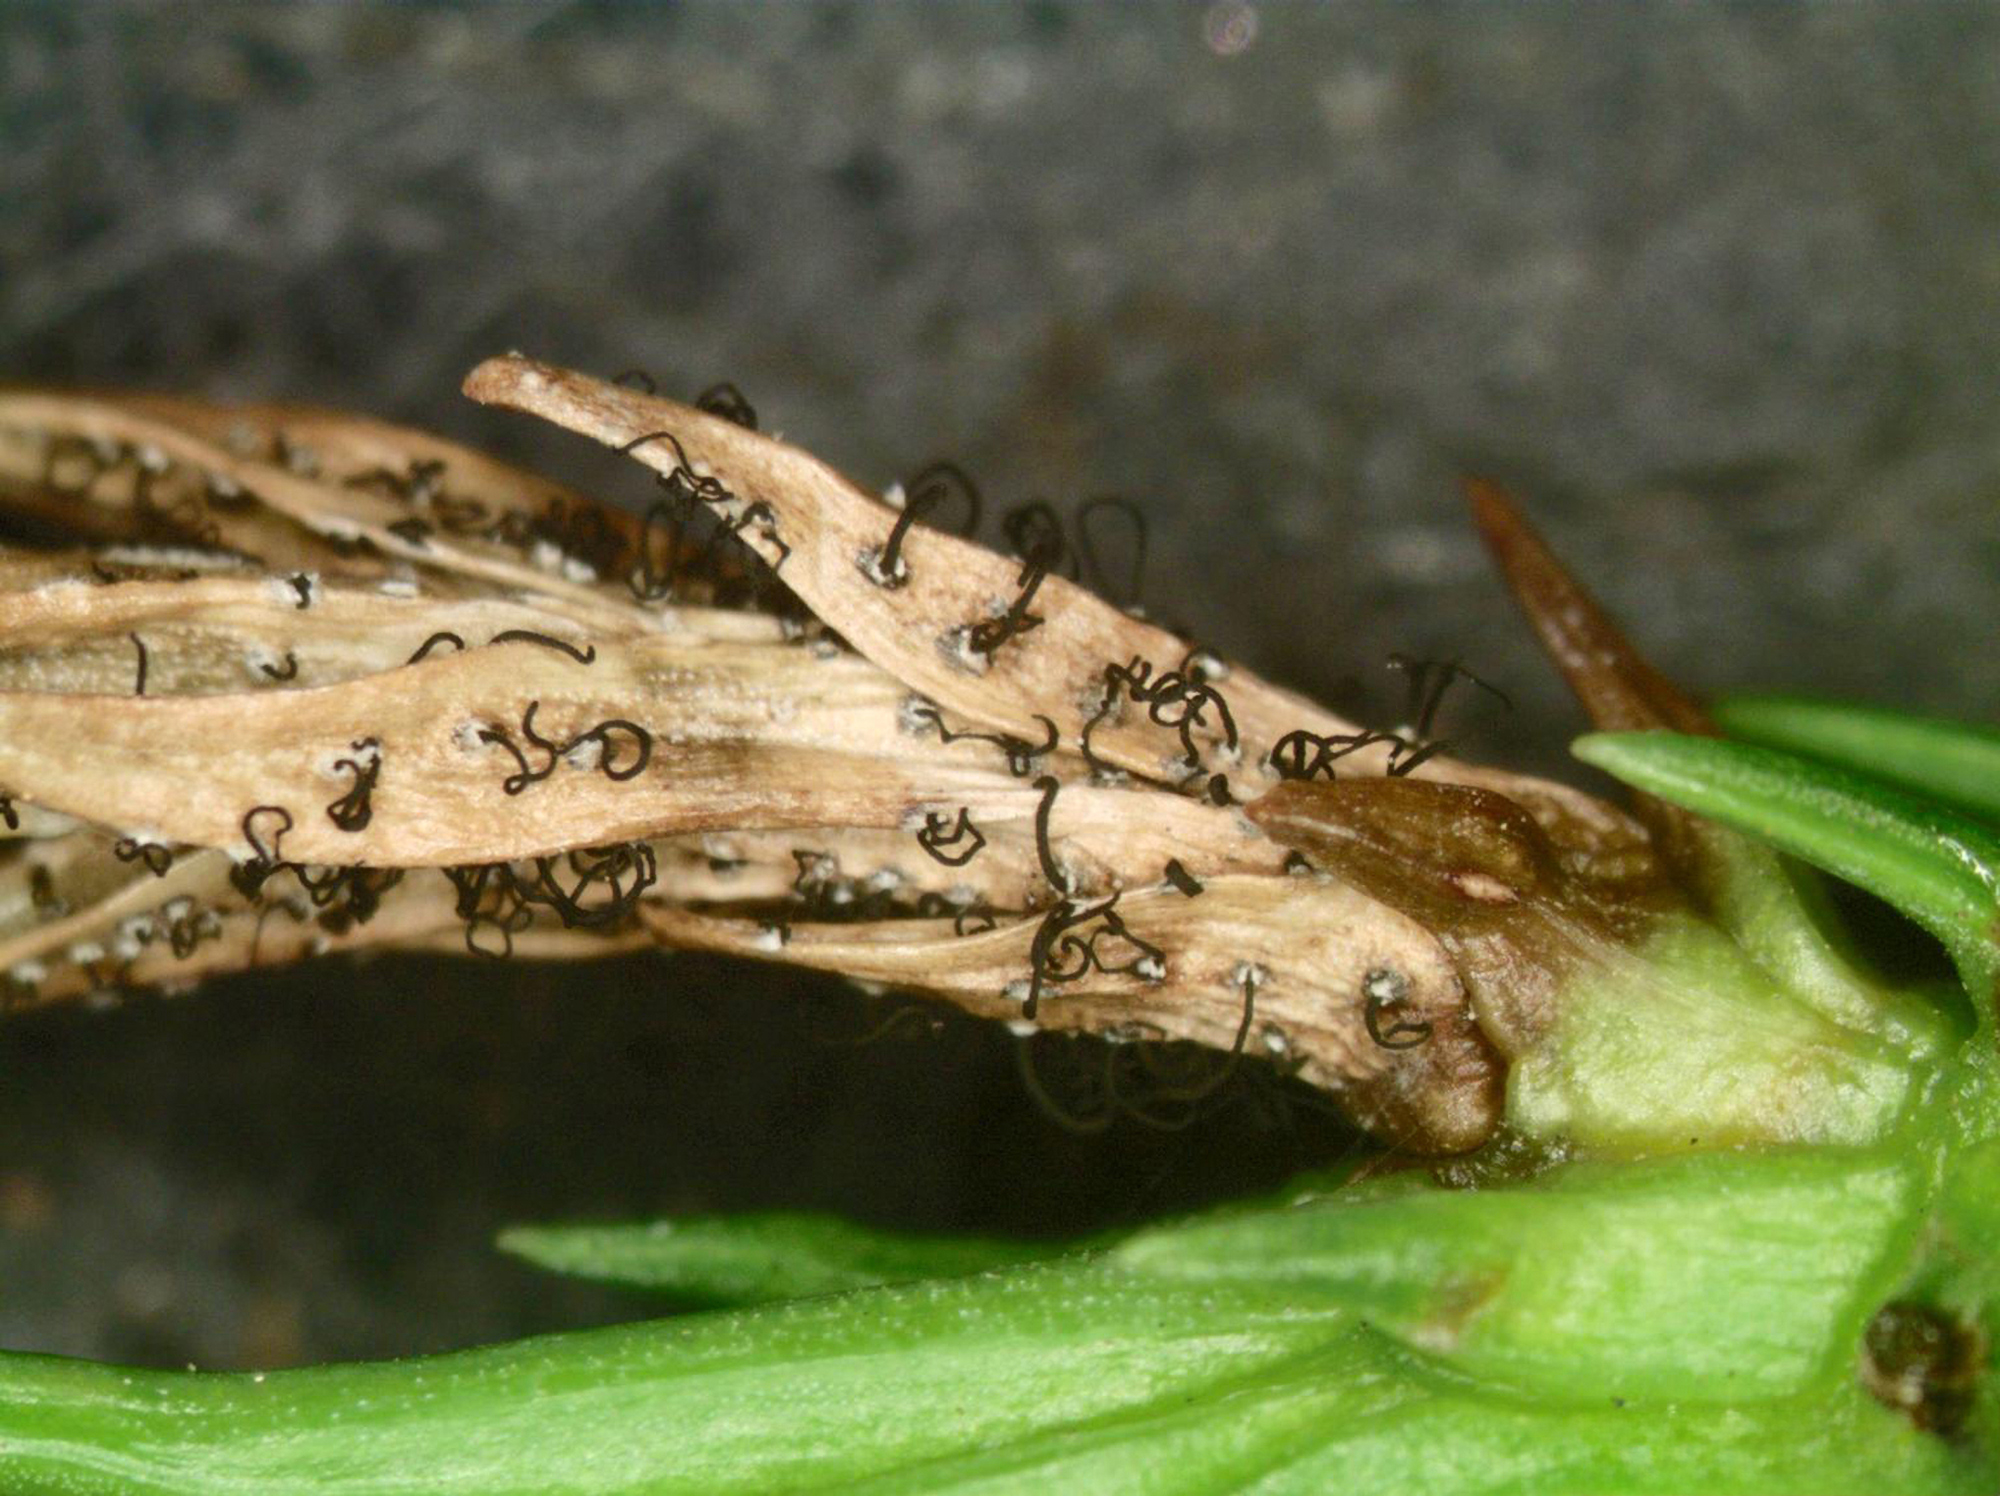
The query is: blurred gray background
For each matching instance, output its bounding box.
[0,3,1994,1369]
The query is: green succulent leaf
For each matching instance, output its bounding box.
[1574,731,2000,964]
[498,1213,1068,1306]
[1714,697,2000,828]
[0,1233,1979,1496]
[1117,1144,1921,1403]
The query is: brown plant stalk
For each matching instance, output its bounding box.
[0,360,1693,1154]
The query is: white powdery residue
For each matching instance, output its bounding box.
[317,516,363,544]
[750,926,785,953]
[563,736,604,772]
[1002,979,1032,1006]
[96,544,247,573]
[1184,649,1230,684]
[864,869,904,894]
[8,959,46,986]
[1004,1018,1038,1038]
[66,941,105,966]
[854,545,908,589]
[1363,968,1409,1005]
[374,578,420,598]
[452,720,489,753]
[937,625,990,677]
[528,540,564,575]
[244,645,289,679]
[117,913,160,943]
[881,481,907,511]
[560,556,598,585]
[1133,955,1167,983]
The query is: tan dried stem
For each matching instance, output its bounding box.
[0,365,1698,1152]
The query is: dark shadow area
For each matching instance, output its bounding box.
[0,952,1358,1367]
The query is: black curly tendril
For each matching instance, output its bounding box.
[859,461,984,591]
[1016,775,1168,1020]
[1269,658,1511,782]
[228,804,295,899]
[915,806,986,868]
[112,838,173,877]
[475,702,652,797]
[1021,892,1169,1022]
[325,738,382,833]
[694,382,758,431]
[440,843,659,959]
[1080,653,1239,790]
[1362,966,1433,1050]
[905,699,1058,778]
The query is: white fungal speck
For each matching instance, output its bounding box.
[855,546,908,589]
[97,545,246,573]
[1185,649,1229,683]
[937,625,991,676]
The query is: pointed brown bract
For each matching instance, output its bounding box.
[1466,478,1735,893]
[1464,479,1712,738]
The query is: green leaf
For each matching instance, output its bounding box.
[0,1263,1346,1496]
[499,1213,1068,1306]
[1574,731,2000,958]
[0,1223,1976,1495]
[1715,697,2000,828]
[1117,1145,1920,1403]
